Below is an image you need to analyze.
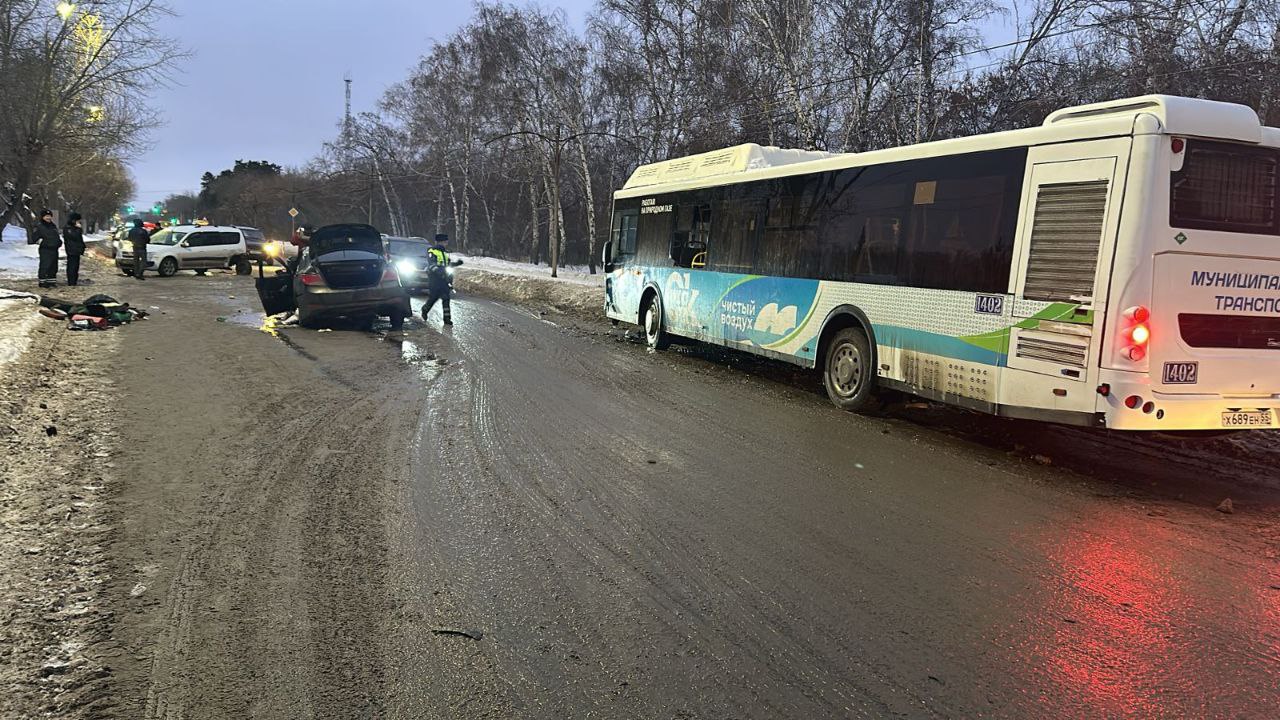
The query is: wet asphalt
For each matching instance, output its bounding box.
[94,261,1280,719]
[371,295,1280,719]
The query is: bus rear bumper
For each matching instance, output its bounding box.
[1099,384,1280,431]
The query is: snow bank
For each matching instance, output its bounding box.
[453,266,604,320]
[0,291,42,370]
[455,253,603,288]
[0,228,39,280]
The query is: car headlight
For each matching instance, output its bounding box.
[396,259,417,276]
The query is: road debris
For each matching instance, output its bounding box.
[1216,498,1235,514]
[432,627,484,641]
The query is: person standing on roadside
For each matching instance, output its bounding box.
[127,217,149,280]
[32,209,62,288]
[421,233,455,325]
[63,212,86,286]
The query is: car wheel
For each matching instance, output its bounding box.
[643,293,670,350]
[157,257,178,277]
[822,327,883,413]
[234,257,252,275]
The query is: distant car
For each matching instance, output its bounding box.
[115,224,251,277]
[289,223,410,329]
[385,236,433,292]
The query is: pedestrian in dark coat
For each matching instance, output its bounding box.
[33,209,62,288]
[63,212,85,286]
[127,218,149,280]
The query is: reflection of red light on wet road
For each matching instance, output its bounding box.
[997,513,1280,718]
[1044,531,1178,717]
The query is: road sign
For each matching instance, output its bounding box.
[288,207,299,218]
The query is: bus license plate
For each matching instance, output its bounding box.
[1221,410,1275,428]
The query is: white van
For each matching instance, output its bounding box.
[116,225,251,277]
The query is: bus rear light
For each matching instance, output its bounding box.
[1124,395,1142,409]
[1096,383,1111,397]
[1123,306,1150,323]
[1171,137,1185,154]
[1118,306,1151,365]
[1143,401,1156,414]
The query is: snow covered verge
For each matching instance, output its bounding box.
[1,225,40,280]
[452,254,605,321]
[456,253,603,288]
[0,293,42,370]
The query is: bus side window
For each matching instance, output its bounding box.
[616,212,638,255]
[672,204,711,268]
[902,175,1009,292]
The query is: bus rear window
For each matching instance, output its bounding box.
[1170,140,1280,235]
[1179,313,1280,350]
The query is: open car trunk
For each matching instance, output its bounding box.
[309,224,387,289]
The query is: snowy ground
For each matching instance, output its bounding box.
[452,254,604,319]
[455,253,604,287]
[0,225,39,280]
[0,294,42,370]
[0,226,108,370]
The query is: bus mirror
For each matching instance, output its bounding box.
[602,240,614,272]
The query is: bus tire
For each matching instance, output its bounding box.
[642,293,670,350]
[822,327,881,413]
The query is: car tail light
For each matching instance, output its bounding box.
[300,272,325,286]
[1119,306,1151,362]
[382,266,399,282]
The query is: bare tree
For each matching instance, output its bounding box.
[0,0,183,228]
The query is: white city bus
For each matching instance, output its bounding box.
[603,95,1280,431]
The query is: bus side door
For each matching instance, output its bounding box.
[1005,139,1130,413]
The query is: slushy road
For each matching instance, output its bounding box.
[96,270,1278,719]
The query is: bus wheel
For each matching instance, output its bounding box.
[823,327,880,412]
[643,294,670,350]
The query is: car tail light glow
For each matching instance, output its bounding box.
[382,267,399,282]
[300,272,324,286]
[1125,395,1142,409]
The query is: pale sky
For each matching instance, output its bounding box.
[131,0,593,208]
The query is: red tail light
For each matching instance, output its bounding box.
[382,267,399,282]
[300,272,324,286]
[1119,306,1151,362]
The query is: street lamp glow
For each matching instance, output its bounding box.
[55,2,74,20]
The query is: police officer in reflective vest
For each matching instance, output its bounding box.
[422,233,454,325]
